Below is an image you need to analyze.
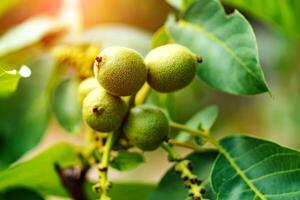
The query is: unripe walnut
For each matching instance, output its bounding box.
[94,47,147,96]
[78,77,99,105]
[145,44,199,92]
[123,105,169,151]
[82,88,128,132]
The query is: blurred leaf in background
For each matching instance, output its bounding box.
[176,105,218,142]
[0,9,69,167]
[52,77,81,133]
[0,65,31,97]
[110,151,145,171]
[0,143,79,197]
[151,26,170,48]
[0,0,60,35]
[222,0,300,40]
[0,16,65,57]
[0,55,53,168]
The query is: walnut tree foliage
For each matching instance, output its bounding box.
[0,0,300,200]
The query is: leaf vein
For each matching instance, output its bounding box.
[178,20,262,84]
[214,140,266,200]
[221,152,299,185]
[252,168,300,183]
[242,152,300,174]
[265,190,300,197]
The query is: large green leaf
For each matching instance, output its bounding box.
[211,136,300,200]
[0,65,31,97]
[223,0,300,39]
[0,16,65,57]
[150,151,218,200]
[52,78,81,133]
[0,143,79,197]
[166,0,269,95]
[0,56,52,168]
[85,182,155,200]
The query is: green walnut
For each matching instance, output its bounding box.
[94,47,147,96]
[145,44,199,92]
[82,88,128,132]
[123,105,169,151]
[78,77,100,105]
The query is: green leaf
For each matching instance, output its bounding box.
[0,56,52,167]
[52,78,81,133]
[166,0,269,95]
[0,143,79,197]
[0,16,65,57]
[150,151,218,200]
[177,105,218,142]
[211,136,300,199]
[0,65,31,97]
[85,182,155,200]
[0,188,44,200]
[151,26,170,48]
[110,151,145,171]
[189,105,218,131]
[222,0,300,39]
